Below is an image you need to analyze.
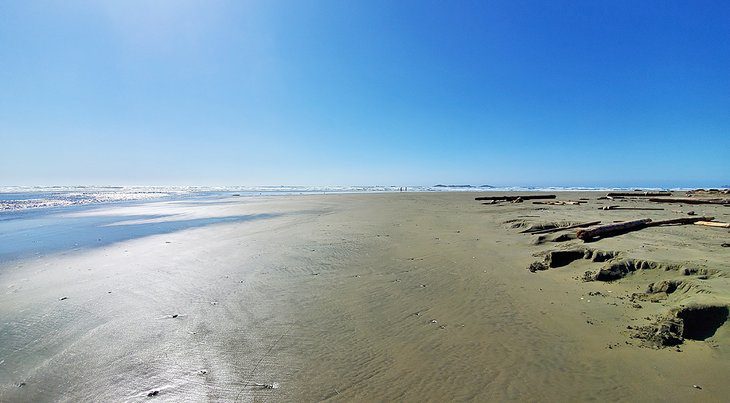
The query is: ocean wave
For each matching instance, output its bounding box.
[0,185,696,212]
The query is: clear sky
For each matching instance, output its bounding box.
[1,0,728,187]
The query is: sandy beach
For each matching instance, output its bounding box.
[1,192,729,402]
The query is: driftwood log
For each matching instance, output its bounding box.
[693,221,730,228]
[578,216,716,240]
[525,220,601,235]
[533,200,585,205]
[475,195,556,201]
[648,197,729,205]
[576,219,652,240]
[645,216,714,227]
[606,192,672,197]
[600,206,664,211]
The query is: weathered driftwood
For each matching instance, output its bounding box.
[482,200,506,205]
[475,195,556,201]
[533,200,585,205]
[645,216,714,227]
[576,219,652,240]
[600,206,664,211]
[578,216,717,240]
[526,220,601,235]
[606,192,672,197]
[648,197,730,205]
[693,221,730,228]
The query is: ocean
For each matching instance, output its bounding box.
[0,185,677,213]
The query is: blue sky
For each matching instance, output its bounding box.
[1,0,728,187]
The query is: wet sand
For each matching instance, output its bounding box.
[1,193,729,401]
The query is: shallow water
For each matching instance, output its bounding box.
[0,204,279,263]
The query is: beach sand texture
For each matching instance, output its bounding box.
[1,192,729,401]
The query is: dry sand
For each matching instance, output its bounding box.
[1,192,729,401]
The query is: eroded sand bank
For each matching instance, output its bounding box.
[1,193,729,401]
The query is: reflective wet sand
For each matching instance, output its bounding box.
[1,193,729,401]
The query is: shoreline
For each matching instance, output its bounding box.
[3,186,720,213]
